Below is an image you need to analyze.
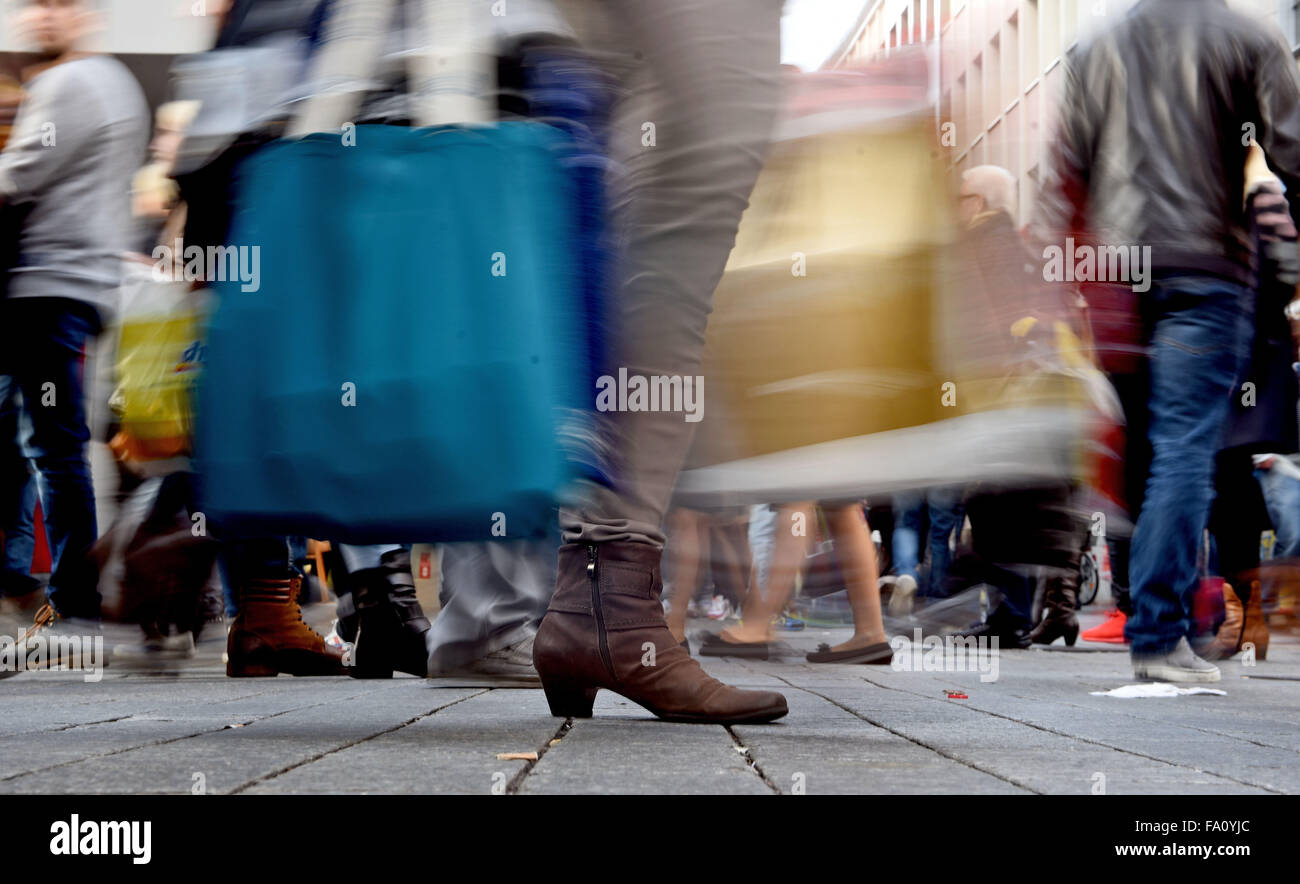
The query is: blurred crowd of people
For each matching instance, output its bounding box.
[1,0,1300,730]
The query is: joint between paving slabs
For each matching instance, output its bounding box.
[227,688,490,794]
[725,725,781,794]
[844,669,1288,795]
[759,670,1044,795]
[506,717,574,794]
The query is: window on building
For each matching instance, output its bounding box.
[1024,0,1040,78]
[1039,0,1061,70]
[986,36,1000,122]
[1005,12,1019,108]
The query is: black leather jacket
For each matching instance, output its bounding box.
[1034,0,1300,285]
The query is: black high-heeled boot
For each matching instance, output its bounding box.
[349,549,432,678]
[1028,572,1079,646]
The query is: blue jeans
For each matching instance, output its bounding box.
[218,537,295,618]
[0,297,102,617]
[0,391,39,596]
[3,471,40,594]
[1256,465,1300,558]
[218,538,400,618]
[891,494,923,583]
[925,487,963,598]
[1126,278,1251,654]
[892,488,963,597]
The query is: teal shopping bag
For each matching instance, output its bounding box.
[196,123,587,542]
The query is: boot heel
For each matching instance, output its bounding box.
[1064,623,1079,647]
[542,681,598,718]
[227,659,278,677]
[227,633,279,677]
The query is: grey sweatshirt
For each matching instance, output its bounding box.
[0,55,149,322]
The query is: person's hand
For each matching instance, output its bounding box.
[1286,296,1300,354]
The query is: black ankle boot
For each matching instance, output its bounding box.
[1028,572,1080,646]
[350,549,431,678]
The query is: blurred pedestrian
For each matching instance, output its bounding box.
[698,501,893,665]
[0,0,149,637]
[1035,0,1300,681]
[1206,144,1300,661]
[531,0,791,723]
[947,165,1083,649]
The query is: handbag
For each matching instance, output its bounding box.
[197,0,592,543]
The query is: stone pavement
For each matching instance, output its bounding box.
[1,609,1297,795]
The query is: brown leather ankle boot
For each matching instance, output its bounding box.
[1240,579,1269,660]
[533,542,788,724]
[1028,571,1080,646]
[227,576,347,677]
[1206,582,1244,660]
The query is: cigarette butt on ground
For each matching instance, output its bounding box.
[496,752,539,761]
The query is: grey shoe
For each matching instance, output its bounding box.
[888,574,918,617]
[427,635,540,687]
[111,629,196,669]
[1132,636,1221,683]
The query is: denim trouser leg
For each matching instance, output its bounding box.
[0,298,102,618]
[0,391,39,596]
[3,472,40,593]
[1256,466,1300,557]
[891,492,923,582]
[218,536,295,617]
[925,487,964,597]
[559,0,784,549]
[746,504,779,596]
[337,543,403,573]
[1126,278,1250,654]
[1254,465,1300,612]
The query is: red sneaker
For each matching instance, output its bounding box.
[1081,608,1128,644]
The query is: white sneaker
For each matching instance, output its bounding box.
[111,630,196,668]
[1132,637,1221,683]
[704,594,733,620]
[428,635,540,687]
[889,574,918,617]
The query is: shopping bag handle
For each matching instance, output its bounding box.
[287,0,493,138]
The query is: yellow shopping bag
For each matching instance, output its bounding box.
[677,54,1112,506]
[688,58,951,469]
[110,263,206,463]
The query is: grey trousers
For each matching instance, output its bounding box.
[559,0,785,549]
[339,540,554,669]
[427,539,557,670]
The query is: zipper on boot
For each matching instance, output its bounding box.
[588,544,616,681]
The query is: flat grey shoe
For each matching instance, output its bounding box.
[110,631,196,670]
[427,635,541,687]
[888,574,917,617]
[1132,636,1221,683]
